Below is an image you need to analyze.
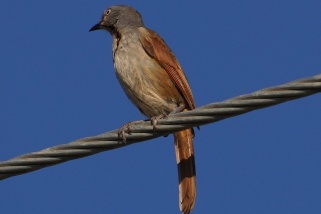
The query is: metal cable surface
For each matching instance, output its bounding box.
[1,74,320,180]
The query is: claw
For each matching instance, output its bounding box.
[151,113,167,131]
[118,122,135,144]
[150,104,186,131]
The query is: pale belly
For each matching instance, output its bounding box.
[113,40,183,118]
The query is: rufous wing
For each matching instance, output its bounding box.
[138,27,195,110]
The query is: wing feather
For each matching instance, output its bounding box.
[138,27,195,110]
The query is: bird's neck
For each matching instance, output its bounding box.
[104,25,119,39]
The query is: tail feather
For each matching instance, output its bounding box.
[174,128,196,214]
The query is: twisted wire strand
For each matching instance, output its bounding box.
[1,74,320,180]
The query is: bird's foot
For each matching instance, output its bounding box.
[150,104,186,133]
[118,121,139,144]
[151,114,167,131]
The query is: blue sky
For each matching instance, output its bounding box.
[1,1,321,213]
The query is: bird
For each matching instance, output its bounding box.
[89,5,196,214]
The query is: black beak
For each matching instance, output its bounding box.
[89,23,102,32]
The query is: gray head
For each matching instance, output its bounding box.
[89,5,144,34]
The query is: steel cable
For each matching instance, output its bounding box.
[1,74,320,180]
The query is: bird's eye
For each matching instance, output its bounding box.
[106,9,111,15]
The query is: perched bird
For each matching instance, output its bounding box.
[89,5,196,214]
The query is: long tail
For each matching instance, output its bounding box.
[174,128,196,214]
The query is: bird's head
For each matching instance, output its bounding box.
[89,5,144,34]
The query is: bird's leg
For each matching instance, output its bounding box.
[169,103,186,115]
[118,120,147,143]
[151,103,186,130]
[118,122,132,144]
